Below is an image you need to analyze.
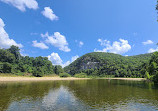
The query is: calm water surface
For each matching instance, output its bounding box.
[0,79,158,111]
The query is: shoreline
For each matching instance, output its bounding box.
[0,77,89,82]
[104,78,146,81]
[0,77,146,82]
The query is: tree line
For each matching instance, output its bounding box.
[64,52,152,78]
[1,45,158,83]
[0,45,64,77]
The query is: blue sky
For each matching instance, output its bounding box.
[0,0,158,67]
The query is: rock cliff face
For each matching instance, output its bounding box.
[81,61,100,70]
[64,52,152,75]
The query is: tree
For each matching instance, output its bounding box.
[0,49,15,63]
[8,45,21,60]
[145,71,150,80]
[3,63,12,73]
[153,71,158,83]
[54,65,63,74]
[148,50,158,83]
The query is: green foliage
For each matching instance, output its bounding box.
[54,65,64,74]
[32,67,44,77]
[74,73,87,78]
[153,72,158,83]
[2,63,12,73]
[0,45,63,77]
[0,49,15,63]
[8,45,21,61]
[148,51,158,83]
[59,73,71,77]
[156,1,158,11]
[145,71,150,80]
[64,52,152,78]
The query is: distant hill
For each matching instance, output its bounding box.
[64,52,152,77]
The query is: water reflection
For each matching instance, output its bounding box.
[0,79,158,111]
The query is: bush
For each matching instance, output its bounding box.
[153,72,158,83]
[74,73,87,78]
[59,73,71,77]
[145,71,150,80]
[3,63,12,73]
[32,67,44,77]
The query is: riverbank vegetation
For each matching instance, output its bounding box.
[0,45,158,83]
[64,52,152,78]
[0,45,63,77]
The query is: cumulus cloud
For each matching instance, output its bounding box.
[71,55,79,62]
[79,41,84,47]
[41,7,58,21]
[48,52,63,66]
[41,32,71,52]
[75,40,84,47]
[142,40,153,45]
[97,39,110,46]
[61,55,79,67]
[148,47,158,53]
[0,0,38,11]
[0,18,23,49]
[95,38,131,54]
[32,40,49,49]
[48,52,79,67]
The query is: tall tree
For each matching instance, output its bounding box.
[8,45,21,60]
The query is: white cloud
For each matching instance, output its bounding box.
[0,18,23,49]
[48,52,79,67]
[95,38,131,54]
[32,40,49,49]
[71,55,79,62]
[97,39,110,46]
[41,32,71,52]
[41,7,58,21]
[48,52,63,66]
[79,41,84,47]
[148,47,158,53]
[75,40,84,47]
[142,40,153,45]
[1,0,38,12]
[62,55,79,67]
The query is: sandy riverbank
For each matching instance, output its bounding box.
[0,77,90,82]
[104,78,146,81]
[0,77,146,82]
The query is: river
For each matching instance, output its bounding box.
[0,79,158,111]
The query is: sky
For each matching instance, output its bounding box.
[0,0,158,67]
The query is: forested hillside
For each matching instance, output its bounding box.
[147,52,158,83]
[1,45,157,79]
[0,45,63,77]
[64,52,152,78]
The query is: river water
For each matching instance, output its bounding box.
[0,79,158,111]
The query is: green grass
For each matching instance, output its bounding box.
[59,73,71,78]
[74,73,88,78]
[0,73,28,77]
[0,73,58,77]
[43,74,58,77]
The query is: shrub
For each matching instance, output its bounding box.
[153,72,158,83]
[145,71,150,80]
[74,73,87,78]
[32,67,44,77]
[3,63,12,73]
[59,73,71,77]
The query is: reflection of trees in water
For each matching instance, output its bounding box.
[0,81,61,111]
[1,80,158,111]
[66,79,158,109]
